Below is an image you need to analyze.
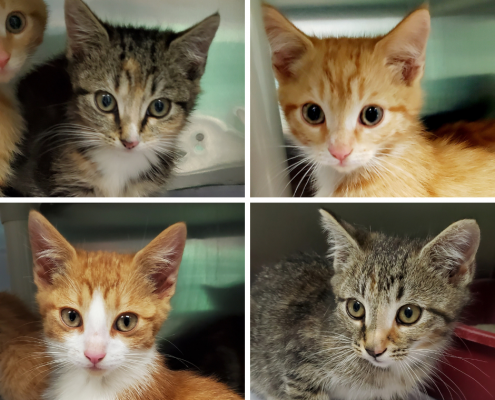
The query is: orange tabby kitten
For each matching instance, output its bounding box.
[264,5,495,197]
[0,0,47,189]
[432,120,495,152]
[0,211,242,400]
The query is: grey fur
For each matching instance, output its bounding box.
[12,0,219,197]
[251,210,480,400]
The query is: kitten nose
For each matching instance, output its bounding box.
[329,146,352,162]
[84,351,106,365]
[121,140,139,150]
[0,50,10,69]
[366,347,387,359]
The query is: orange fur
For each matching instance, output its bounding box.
[0,292,49,400]
[431,120,495,152]
[0,211,243,400]
[264,4,495,197]
[0,0,47,188]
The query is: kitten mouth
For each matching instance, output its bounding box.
[87,366,106,375]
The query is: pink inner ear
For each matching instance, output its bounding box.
[36,256,56,285]
[388,56,421,85]
[151,268,177,296]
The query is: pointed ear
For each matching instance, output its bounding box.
[169,13,220,81]
[419,220,480,286]
[28,211,76,288]
[319,210,360,272]
[374,7,430,85]
[262,4,313,80]
[64,0,109,59]
[134,223,187,299]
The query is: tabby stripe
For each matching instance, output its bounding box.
[426,308,454,324]
[74,87,90,96]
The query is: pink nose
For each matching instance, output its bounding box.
[84,351,106,365]
[329,146,353,162]
[0,50,10,69]
[121,140,139,150]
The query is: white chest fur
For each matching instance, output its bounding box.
[89,147,160,197]
[313,166,343,197]
[44,351,157,400]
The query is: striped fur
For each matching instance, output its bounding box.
[251,210,479,400]
[11,0,219,197]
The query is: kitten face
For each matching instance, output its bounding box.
[28,211,187,378]
[263,6,429,174]
[62,0,219,157]
[40,253,161,375]
[0,0,47,83]
[320,210,479,371]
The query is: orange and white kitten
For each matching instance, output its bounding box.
[264,5,495,197]
[0,0,47,188]
[0,211,242,400]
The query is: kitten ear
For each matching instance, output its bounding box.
[28,211,76,287]
[375,7,430,85]
[134,223,187,299]
[262,4,313,80]
[169,13,220,81]
[64,0,109,59]
[319,210,360,271]
[419,220,480,286]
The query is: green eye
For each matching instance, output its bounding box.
[95,91,117,113]
[302,103,325,125]
[61,309,82,328]
[397,304,422,325]
[346,299,365,320]
[148,98,171,118]
[6,12,26,34]
[115,313,138,332]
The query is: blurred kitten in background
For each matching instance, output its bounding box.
[0,0,47,192]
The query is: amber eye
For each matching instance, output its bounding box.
[302,103,325,125]
[360,105,384,126]
[95,91,117,113]
[6,12,26,34]
[397,304,422,325]
[115,313,138,332]
[61,309,82,328]
[148,98,171,118]
[346,299,365,320]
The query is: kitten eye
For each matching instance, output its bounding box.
[95,91,117,113]
[6,12,26,34]
[397,304,422,325]
[302,103,325,125]
[346,299,365,320]
[360,105,384,127]
[61,309,82,328]
[148,98,171,118]
[115,313,138,332]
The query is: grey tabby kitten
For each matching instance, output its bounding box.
[251,210,480,400]
[12,0,219,197]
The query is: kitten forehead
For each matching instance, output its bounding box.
[85,290,110,334]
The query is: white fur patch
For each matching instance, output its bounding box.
[90,146,160,197]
